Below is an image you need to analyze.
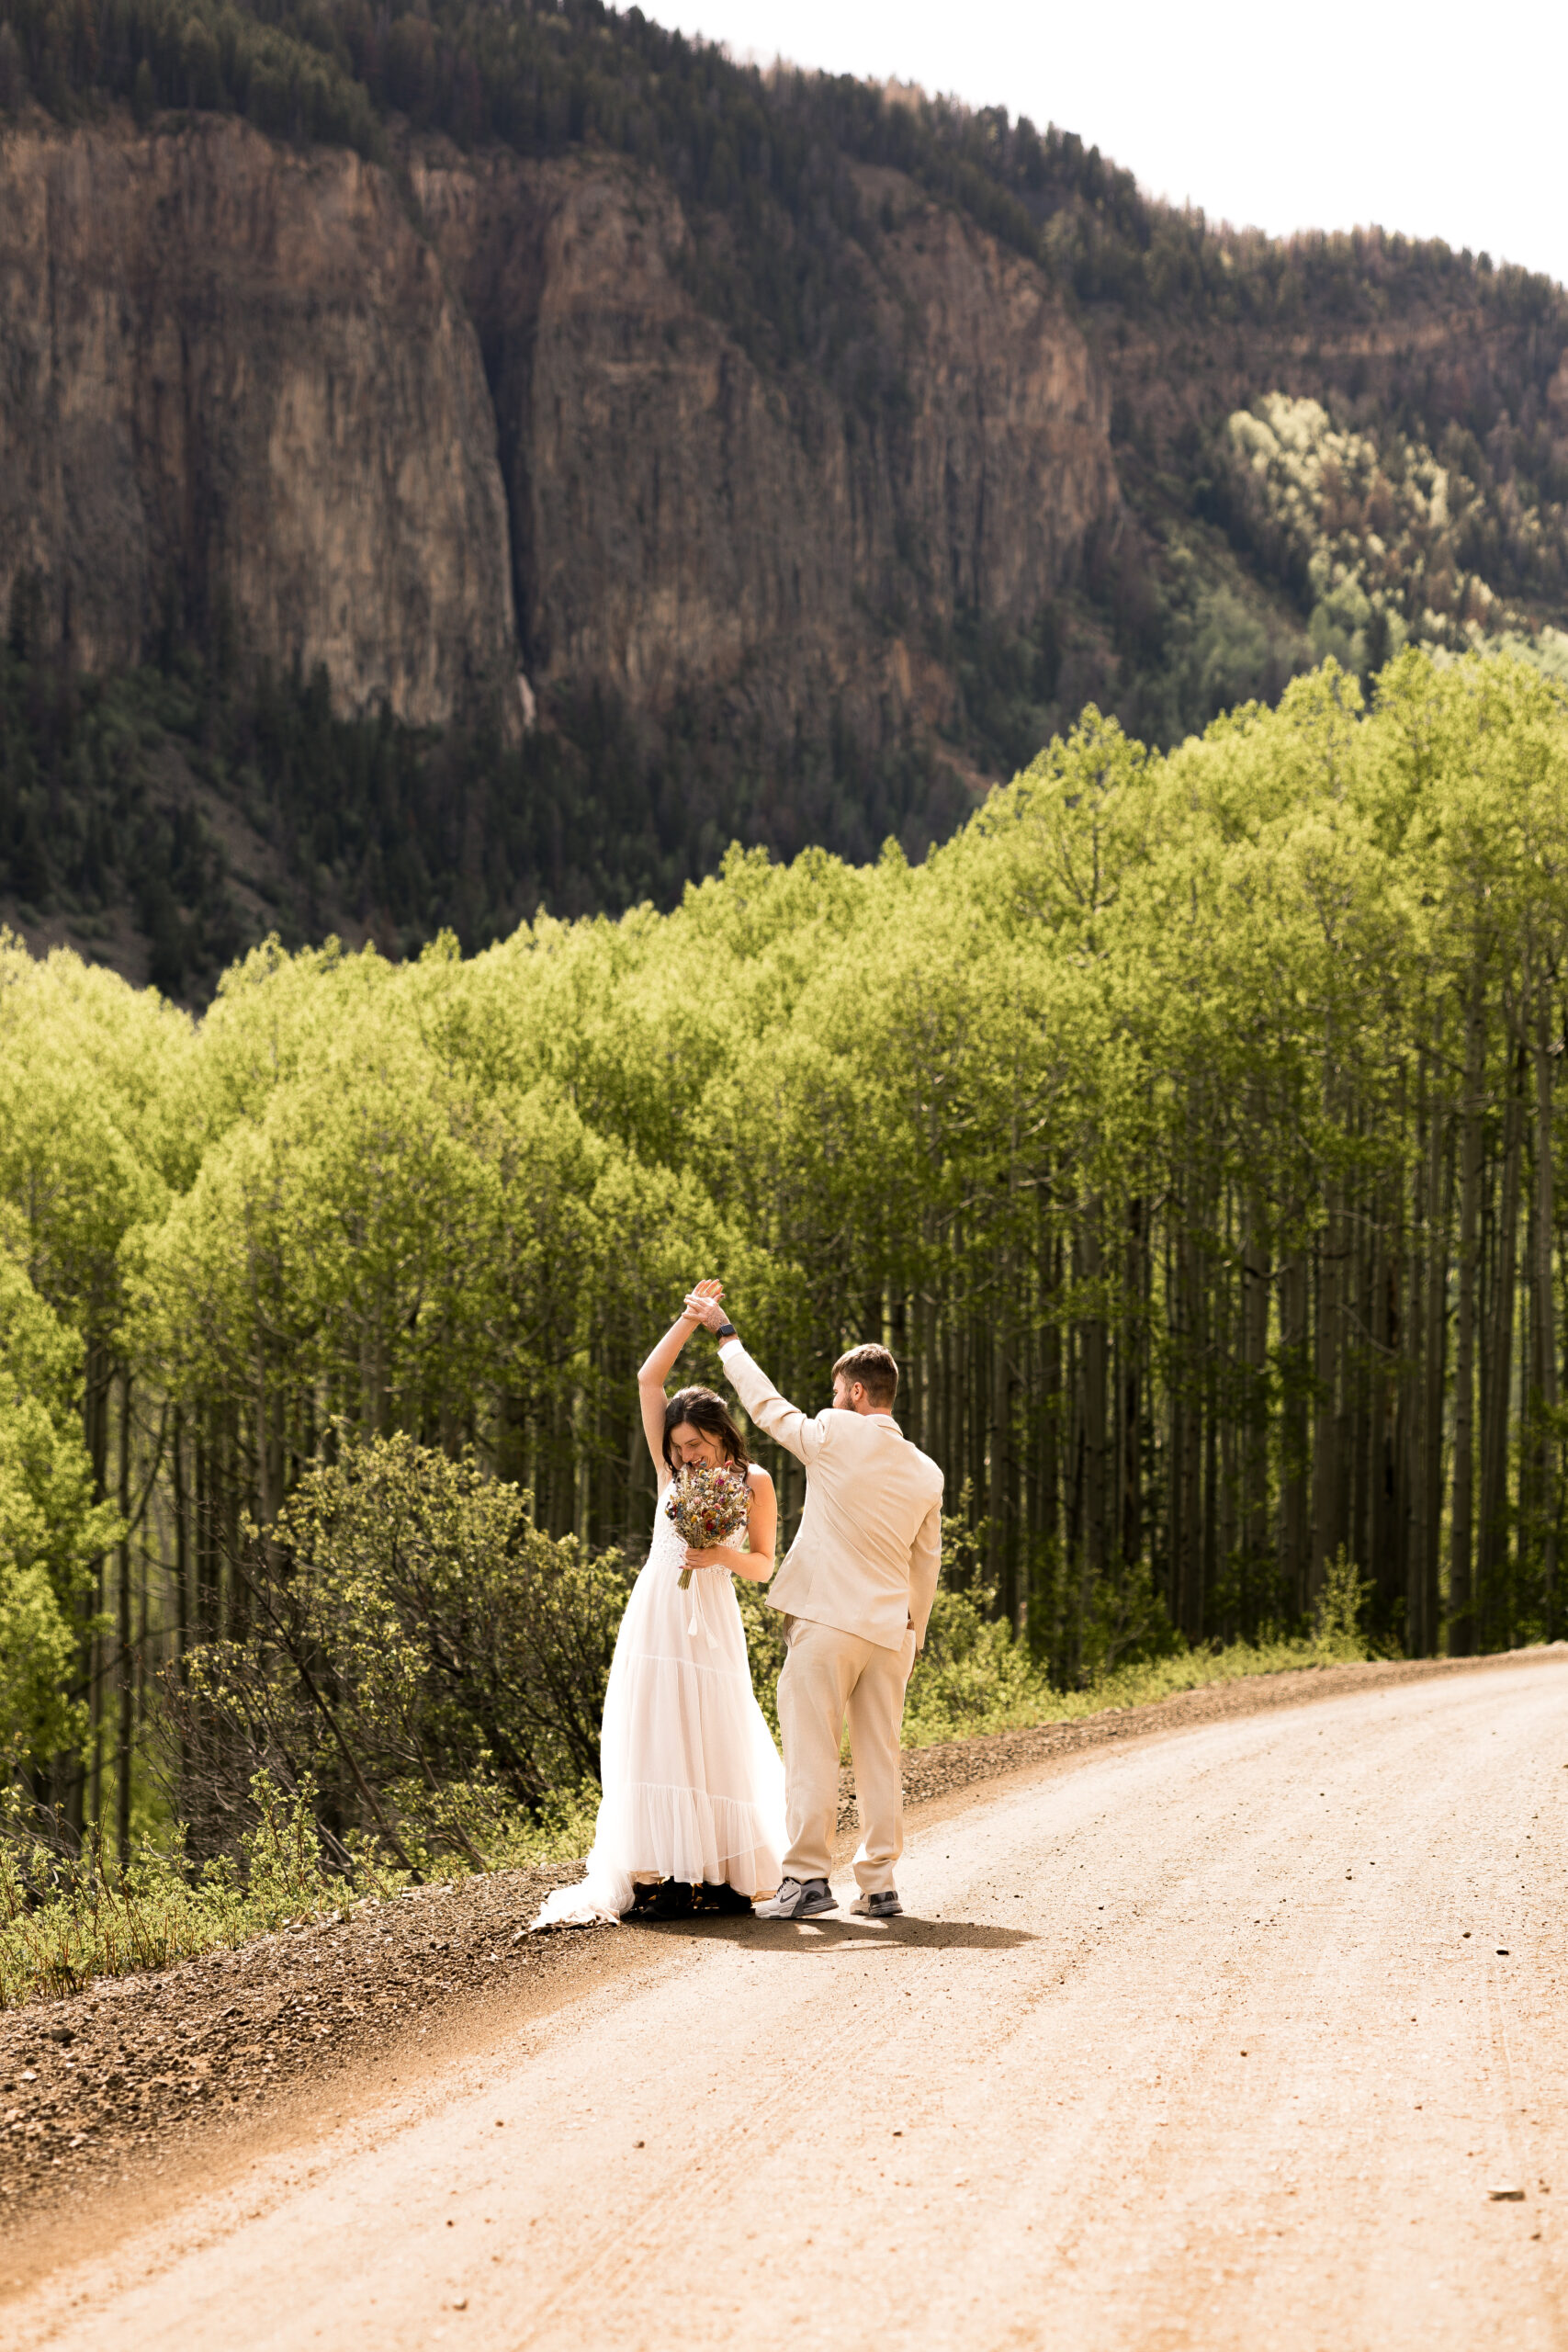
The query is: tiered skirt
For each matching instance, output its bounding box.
[533,1554,786,1927]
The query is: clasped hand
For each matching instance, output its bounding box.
[682,1279,728,1333]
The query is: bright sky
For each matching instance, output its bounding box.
[645,2,1568,291]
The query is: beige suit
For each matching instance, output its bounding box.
[718,1338,944,1893]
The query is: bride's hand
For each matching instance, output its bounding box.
[684,1545,735,1573]
[682,1283,728,1332]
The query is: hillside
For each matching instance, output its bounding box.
[3,0,1567,995]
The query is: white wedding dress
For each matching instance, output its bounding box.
[532,1470,787,1927]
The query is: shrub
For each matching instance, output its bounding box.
[159,1432,631,1874]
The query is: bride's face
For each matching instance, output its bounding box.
[669,1421,724,1471]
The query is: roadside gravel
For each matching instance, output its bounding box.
[0,1864,583,2218]
[1,1648,1540,2225]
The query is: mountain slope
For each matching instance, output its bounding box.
[2,0,1566,995]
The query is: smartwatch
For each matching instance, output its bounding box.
[715,1319,737,1340]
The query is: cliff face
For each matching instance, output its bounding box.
[0,120,516,726]
[417,147,1117,747]
[1114,302,1568,469]
[7,95,1566,995]
[0,116,1117,752]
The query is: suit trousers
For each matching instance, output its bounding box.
[777,1614,915,1894]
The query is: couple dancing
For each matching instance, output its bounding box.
[535,1280,944,1928]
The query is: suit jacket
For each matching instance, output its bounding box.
[718,1338,945,1653]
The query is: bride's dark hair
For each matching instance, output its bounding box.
[662,1386,750,1473]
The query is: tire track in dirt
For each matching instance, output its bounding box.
[6,1645,1562,2346]
[9,1649,1568,2350]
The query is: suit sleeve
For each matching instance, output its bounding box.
[908,1491,943,1652]
[717,1338,825,1466]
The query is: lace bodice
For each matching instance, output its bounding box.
[648,1483,687,1570]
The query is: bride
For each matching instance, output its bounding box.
[533,1281,786,1926]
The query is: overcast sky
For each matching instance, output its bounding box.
[645,2,1567,290]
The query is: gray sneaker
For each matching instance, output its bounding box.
[754,1877,839,1920]
[850,1889,903,1918]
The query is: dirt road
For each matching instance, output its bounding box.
[13,1653,1568,2349]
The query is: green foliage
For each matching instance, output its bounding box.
[877,1484,1380,1748]
[738,1483,1379,1758]
[7,644,1568,1899]
[0,0,383,154]
[733,1571,784,1739]
[1089,515,1319,749]
[903,1576,1052,1747]
[0,923,190,1339]
[157,1433,634,1871]
[0,1235,121,1768]
[0,622,246,994]
[1313,1546,1376,1660]
[0,634,970,1001]
[1219,394,1568,679]
[950,605,1065,778]
[899,1592,1380,1748]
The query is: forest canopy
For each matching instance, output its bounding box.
[5,648,1567,1871]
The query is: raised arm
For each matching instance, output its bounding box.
[637,1278,723,1476]
[682,1290,824,1466]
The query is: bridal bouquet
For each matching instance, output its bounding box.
[666,1464,750,1588]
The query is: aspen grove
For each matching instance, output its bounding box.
[5,650,1567,1856]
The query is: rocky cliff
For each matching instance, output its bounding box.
[0,119,516,727]
[414,148,1115,749]
[0,115,1118,758]
[5,53,1568,998]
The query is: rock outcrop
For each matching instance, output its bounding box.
[414,149,1116,743]
[0,115,1118,755]
[0,119,516,726]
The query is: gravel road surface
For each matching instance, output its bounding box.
[11,1652,1568,2350]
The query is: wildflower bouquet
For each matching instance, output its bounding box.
[666,1464,750,1588]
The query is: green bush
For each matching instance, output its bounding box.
[735,1498,1378,1754]
[161,1432,631,1873]
[902,1585,1381,1747]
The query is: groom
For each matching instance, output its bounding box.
[685,1293,944,1920]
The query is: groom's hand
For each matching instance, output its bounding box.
[682,1288,728,1334]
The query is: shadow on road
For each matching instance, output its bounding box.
[635,1914,1036,1953]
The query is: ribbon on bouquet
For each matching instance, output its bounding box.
[684,1567,722,1650]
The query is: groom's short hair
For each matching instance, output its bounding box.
[833,1344,898,1408]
